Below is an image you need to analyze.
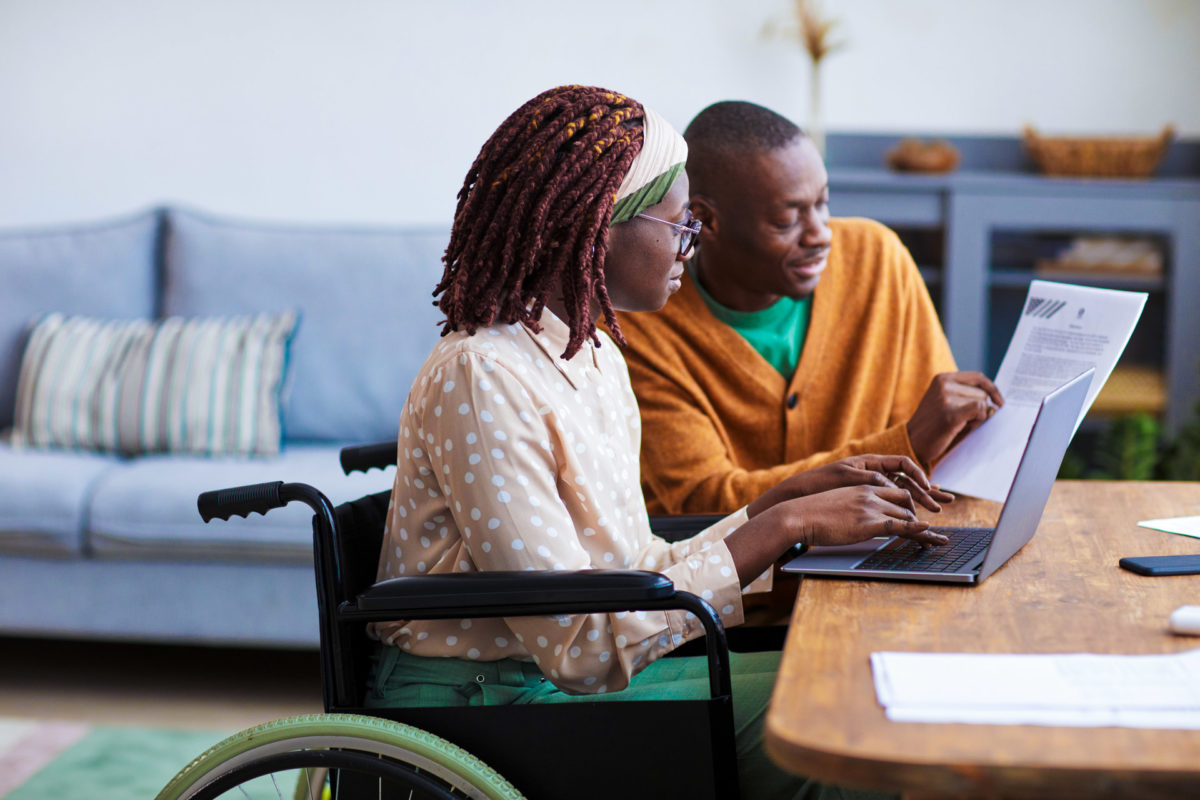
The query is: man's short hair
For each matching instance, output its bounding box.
[684,101,803,154]
[684,101,804,192]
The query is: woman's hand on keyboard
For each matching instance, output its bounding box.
[748,454,953,520]
[784,485,951,549]
[727,484,950,585]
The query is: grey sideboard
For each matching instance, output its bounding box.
[826,133,1200,433]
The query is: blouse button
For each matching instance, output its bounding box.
[786,392,799,410]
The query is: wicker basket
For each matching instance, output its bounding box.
[1023,125,1174,178]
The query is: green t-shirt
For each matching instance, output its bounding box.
[692,269,812,379]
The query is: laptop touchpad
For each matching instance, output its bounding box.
[803,538,892,557]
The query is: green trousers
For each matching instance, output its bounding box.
[365,645,890,800]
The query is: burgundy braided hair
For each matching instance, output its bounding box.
[433,85,645,359]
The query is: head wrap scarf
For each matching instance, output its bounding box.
[610,105,688,224]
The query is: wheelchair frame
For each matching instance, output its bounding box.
[162,441,752,799]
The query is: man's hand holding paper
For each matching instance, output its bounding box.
[906,371,1005,466]
[933,280,1147,502]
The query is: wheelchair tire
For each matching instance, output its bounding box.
[154,713,524,800]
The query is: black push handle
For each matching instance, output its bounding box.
[339,440,398,475]
[197,481,285,522]
[198,481,336,537]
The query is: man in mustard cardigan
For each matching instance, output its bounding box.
[617,101,1003,515]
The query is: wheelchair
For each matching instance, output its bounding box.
[156,441,784,800]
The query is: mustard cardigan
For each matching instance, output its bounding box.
[616,217,957,514]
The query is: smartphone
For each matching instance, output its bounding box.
[1119,554,1200,576]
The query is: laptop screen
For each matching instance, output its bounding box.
[976,368,1093,581]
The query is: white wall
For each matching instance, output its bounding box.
[2,0,1196,228]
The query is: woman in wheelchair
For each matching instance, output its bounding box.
[363,85,950,800]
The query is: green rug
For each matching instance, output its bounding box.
[0,718,229,800]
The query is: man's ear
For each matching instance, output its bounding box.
[690,194,718,236]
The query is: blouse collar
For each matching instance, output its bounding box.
[519,308,601,390]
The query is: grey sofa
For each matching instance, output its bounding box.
[0,207,448,647]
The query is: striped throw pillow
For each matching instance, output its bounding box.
[11,312,298,457]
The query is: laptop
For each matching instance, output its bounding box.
[782,368,1093,585]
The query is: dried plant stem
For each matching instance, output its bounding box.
[792,0,841,157]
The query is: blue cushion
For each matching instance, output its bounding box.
[161,209,447,443]
[0,210,160,429]
[85,443,395,562]
[0,556,318,645]
[0,443,121,555]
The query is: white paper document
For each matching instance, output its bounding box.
[871,648,1200,728]
[1138,516,1200,540]
[933,281,1146,502]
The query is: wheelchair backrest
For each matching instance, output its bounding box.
[316,489,391,709]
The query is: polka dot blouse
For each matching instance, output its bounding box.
[370,310,765,695]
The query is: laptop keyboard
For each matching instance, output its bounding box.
[855,526,994,573]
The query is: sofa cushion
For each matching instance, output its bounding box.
[12,311,297,457]
[162,209,447,443]
[0,210,160,430]
[86,443,395,563]
[0,556,318,646]
[0,443,121,556]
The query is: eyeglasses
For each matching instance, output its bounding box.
[635,210,702,258]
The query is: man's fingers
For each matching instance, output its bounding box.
[950,371,1004,408]
[947,395,993,428]
[972,396,994,423]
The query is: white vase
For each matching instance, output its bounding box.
[809,63,825,158]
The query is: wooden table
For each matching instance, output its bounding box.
[765,481,1200,799]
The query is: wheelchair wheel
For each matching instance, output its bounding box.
[155,713,524,800]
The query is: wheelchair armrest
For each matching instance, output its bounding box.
[340,440,400,475]
[348,569,732,700]
[649,514,727,543]
[355,569,673,613]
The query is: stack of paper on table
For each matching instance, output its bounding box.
[1138,517,1200,540]
[870,649,1200,728]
